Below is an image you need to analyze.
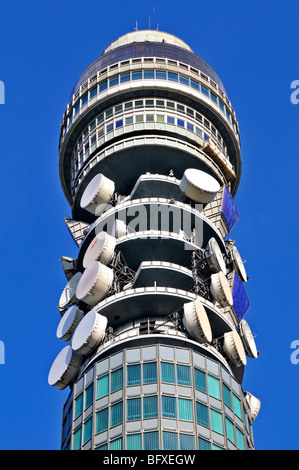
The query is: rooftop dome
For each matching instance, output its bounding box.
[103,30,194,54]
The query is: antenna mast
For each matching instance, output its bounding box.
[149,6,155,29]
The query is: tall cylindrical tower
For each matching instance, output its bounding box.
[48,30,260,451]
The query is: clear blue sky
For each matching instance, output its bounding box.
[0,0,298,450]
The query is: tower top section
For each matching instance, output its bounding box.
[70,29,226,97]
[103,30,194,54]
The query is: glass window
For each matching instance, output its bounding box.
[73,426,82,450]
[90,86,97,99]
[196,127,203,137]
[212,443,224,450]
[156,99,165,107]
[143,395,158,419]
[179,433,194,450]
[135,100,143,108]
[111,368,123,392]
[204,118,210,129]
[97,113,104,124]
[177,119,185,128]
[145,99,154,107]
[96,408,108,433]
[96,443,108,450]
[168,72,178,82]
[99,80,107,92]
[81,94,88,106]
[156,71,167,80]
[211,91,218,104]
[179,75,189,85]
[110,401,123,427]
[106,108,113,118]
[219,100,225,112]
[127,398,141,421]
[143,362,157,384]
[196,402,209,427]
[106,123,113,133]
[146,114,154,122]
[120,73,130,83]
[83,417,92,444]
[110,437,122,450]
[85,384,93,409]
[144,70,155,79]
[177,364,191,386]
[207,375,221,400]
[167,116,175,124]
[109,76,119,87]
[223,384,232,409]
[97,128,104,139]
[162,395,176,418]
[191,79,200,90]
[166,101,175,109]
[127,364,141,386]
[135,115,143,123]
[132,71,142,80]
[115,119,123,129]
[125,116,133,125]
[210,409,223,435]
[125,101,133,110]
[144,431,159,450]
[163,431,177,450]
[74,102,80,114]
[236,428,245,450]
[157,115,165,123]
[232,394,242,419]
[187,122,194,132]
[115,104,122,114]
[201,85,210,97]
[127,433,142,450]
[177,104,184,112]
[198,436,210,450]
[194,368,206,392]
[74,393,83,418]
[225,417,235,444]
[178,398,193,421]
[161,362,175,383]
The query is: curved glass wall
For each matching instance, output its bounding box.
[61,66,238,146]
[70,97,234,184]
[70,42,227,97]
[61,341,254,451]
